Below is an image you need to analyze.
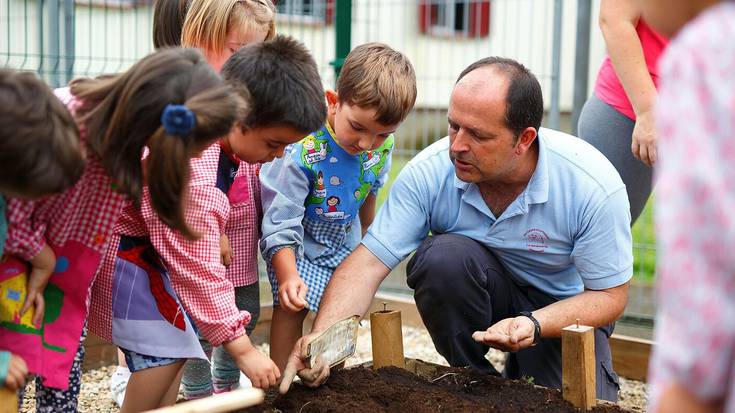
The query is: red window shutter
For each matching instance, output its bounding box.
[469,1,491,37]
[418,0,429,34]
[325,0,335,25]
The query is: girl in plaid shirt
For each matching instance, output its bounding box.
[100,0,278,405]
[1,48,241,412]
[88,35,327,412]
[180,0,276,401]
[0,68,85,398]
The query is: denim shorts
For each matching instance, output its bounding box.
[120,347,182,373]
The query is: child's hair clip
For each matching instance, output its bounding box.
[161,104,196,137]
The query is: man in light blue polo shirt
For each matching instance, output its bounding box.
[280,57,632,401]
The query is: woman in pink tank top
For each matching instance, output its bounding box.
[577,0,668,224]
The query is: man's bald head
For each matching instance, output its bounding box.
[455,57,543,138]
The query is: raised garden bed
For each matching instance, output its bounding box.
[242,359,630,413]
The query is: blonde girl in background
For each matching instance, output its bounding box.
[182,0,275,71]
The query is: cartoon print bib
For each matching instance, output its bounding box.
[296,124,393,224]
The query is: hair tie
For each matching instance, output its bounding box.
[161,104,196,136]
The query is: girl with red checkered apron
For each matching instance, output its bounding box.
[0,48,240,412]
[87,35,326,411]
[179,0,278,401]
[0,68,86,403]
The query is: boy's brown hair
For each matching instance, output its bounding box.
[152,0,190,49]
[70,48,245,238]
[0,70,85,198]
[181,0,275,52]
[337,42,417,126]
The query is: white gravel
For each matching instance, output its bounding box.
[20,324,646,412]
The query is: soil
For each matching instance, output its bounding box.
[243,361,630,413]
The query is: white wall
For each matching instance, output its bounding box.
[1,0,608,108]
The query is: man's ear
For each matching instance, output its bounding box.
[515,127,538,154]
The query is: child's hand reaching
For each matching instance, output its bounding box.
[219,233,232,267]
[2,352,28,391]
[22,244,56,327]
[278,276,308,312]
[239,347,281,389]
[224,335,281,389]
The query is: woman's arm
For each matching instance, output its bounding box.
[600,0,658,166]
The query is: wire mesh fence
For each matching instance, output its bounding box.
[0,0,656,331]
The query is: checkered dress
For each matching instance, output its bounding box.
[2,88,129,387]
[89,144,252,347]
[267,218,355,311]
[224,161,261,288]
[260,125,394,312]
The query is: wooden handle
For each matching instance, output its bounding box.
[144,388,264,413]
[0,387,19,413]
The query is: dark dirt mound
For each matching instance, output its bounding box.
[242,363,629,413]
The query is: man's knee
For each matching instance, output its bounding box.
[407,234,500,293]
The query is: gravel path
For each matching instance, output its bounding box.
[21,324,646,412]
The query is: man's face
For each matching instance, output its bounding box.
[227,124,305,164]
[448,68,520,184]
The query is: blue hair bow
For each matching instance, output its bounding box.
[161,104,196,136]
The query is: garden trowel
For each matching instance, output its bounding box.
[306,315,361,368]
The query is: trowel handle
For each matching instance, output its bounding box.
[143,388,264,413]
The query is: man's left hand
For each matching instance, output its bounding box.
[472,316,536,352]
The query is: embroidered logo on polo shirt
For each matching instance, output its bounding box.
[524,228,549,252]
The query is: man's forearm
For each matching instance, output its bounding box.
[312,245,391,332]
[533,282,630,338]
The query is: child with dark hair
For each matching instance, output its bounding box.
[0,68,86,395]
[0,48,240,412]
[260,42,417,372]
[88,35,326,412]
[106,0,277,404]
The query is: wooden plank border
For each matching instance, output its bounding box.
[81,291,654,382]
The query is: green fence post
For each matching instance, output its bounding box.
[330,0,352,83]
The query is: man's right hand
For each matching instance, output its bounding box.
[278,333,330,394]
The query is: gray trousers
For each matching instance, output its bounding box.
[578,94,652,224]
[406,234,620,401]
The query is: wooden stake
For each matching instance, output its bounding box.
[0,387,18,413]
[370,304,405,369]
[144,388,264,413]
[562,323,596,410]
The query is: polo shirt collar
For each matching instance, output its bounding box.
[525,132,549,205]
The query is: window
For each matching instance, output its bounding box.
[275,0,334,25]
[419,0,491,38]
